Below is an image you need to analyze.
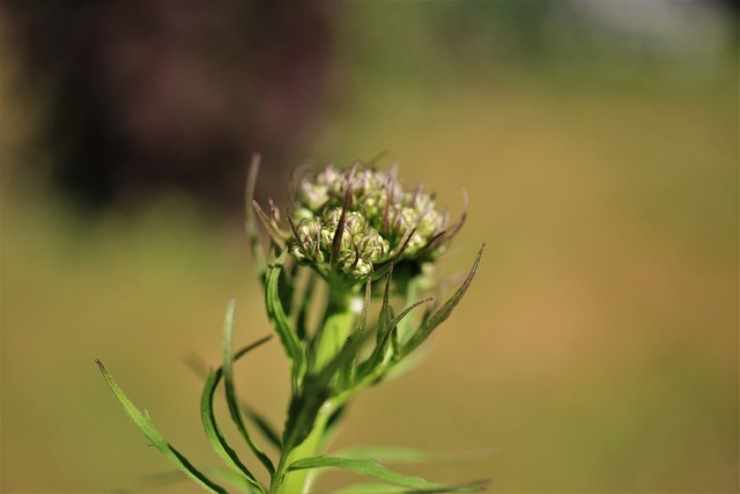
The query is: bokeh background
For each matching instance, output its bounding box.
[1,1,737,493]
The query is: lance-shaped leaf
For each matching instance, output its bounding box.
[264,252,305,371]
[357,277,372,333]
[376,266,394,345]
[287,456,485,492]
[95,360,228,494]
[222,300,276,477]
[184,353,281,451]
[242,405,282,452]
[360,297,434,378]
[330,446,430,464]
[138,468,264,494]
[331,446,496,465]
[295,270,318,340]
[321,404,348,447]
[402,245,484,358]
[209,468,264,494]
[201,369,265,493]
[331,480,489,494]
[278,257,298,316]
[340,279,373,387]
[199,334,272,493]
[396,274,428,345]
[300,443,427,489]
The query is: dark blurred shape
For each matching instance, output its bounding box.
[718,0,739,13]
[4,1,338,214]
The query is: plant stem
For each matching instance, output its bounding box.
[271,402,335,494]
[310,281,358,372]
[271,282,359,494]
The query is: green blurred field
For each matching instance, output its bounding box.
[1,4,738,493]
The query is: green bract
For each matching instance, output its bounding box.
[98,154,486,494]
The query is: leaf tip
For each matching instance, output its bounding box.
[95,359,108,375]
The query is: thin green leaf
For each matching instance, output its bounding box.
[357,277,372,333]
[388,298,433,346]
[184,353,282,451]
[139,468,263,494]
[245,153,267,276]
[95,360,228,494]
[330,445,496,464]
[331,446,430,464]
[265,253,304,364]
[331,483,409,494]
[338,279,373,388]
[241,406,282,452]
[287,456,483,491]
[279,259,298,315]
[208,467,265,494]
[295,269,318,340]
[199,334,272,493]
[377,266,394,345]
[321,404,347,447]
[361,298,434,376]
[201,370,264,493]
[383,348,427,382]
[222,300,276,477]
[397,275,426,345]
[402,245,484,358]
[330,480,488,494]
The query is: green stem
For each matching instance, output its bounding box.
[271,402,336,494]
[310,282,359,373]
[271,281,360,494]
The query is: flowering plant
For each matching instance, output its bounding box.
[97,155,485,494]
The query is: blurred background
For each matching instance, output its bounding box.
[1,1,737,492]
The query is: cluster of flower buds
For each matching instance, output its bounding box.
[266,164,466,282]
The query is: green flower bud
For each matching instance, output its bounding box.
[283,162,464,283]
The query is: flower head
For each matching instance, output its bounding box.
[282,163,464,282]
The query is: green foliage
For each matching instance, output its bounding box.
[402,245,484,358]
[201,369,264,492]
[96,360,228,494]
[331,446,430,464]
[331,481,488,494]
[184,350,282,451]
[287,456,486,492]
[223,300,276,477]
[98,158,485,494]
